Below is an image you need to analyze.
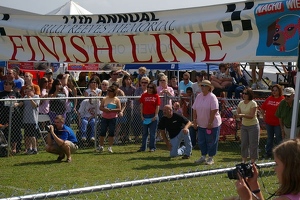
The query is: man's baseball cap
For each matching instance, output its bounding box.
[283,87,295,96]
[45,68,53,74]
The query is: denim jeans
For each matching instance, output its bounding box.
[227,85,245,99]
[197,126,220,157]
[189,126,197,147]
[80,117,97,138]
[169,129,192,157]
[140,119,158,150]
[265,124,282,155]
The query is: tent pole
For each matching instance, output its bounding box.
[290,42,300,139]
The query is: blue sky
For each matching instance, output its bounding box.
[0,0,246,14]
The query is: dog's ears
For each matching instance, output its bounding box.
[267,20,278,47]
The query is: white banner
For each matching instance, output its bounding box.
[0,0,299,63]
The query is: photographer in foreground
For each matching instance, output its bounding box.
[229,139,300,200]
[45,115,78,163]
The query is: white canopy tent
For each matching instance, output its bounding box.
[46,0,92,15]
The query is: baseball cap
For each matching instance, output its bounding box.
[283,87,295,96]
[45,68,53,74]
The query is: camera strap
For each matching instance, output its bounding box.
[257,168,278,199]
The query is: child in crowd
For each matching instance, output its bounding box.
[23,85,40,154]
[173,101,183,115]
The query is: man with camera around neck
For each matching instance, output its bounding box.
[45,115,78,163]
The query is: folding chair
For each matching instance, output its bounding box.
[38,114,51,146]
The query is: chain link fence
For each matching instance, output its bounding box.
[0,94,276,199]
[0,95,268,152]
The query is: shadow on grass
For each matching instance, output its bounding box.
[14,160,66,166]
[132,161,204,170]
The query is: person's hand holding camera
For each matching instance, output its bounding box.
[46,125,54,134]
[235,164,261,200]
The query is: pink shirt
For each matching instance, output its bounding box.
[192,92,222,128]
[38,88,50,114]
[157,86,174,110]
[282,193,300,200]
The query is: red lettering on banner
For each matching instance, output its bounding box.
[166,32,196,62]
[24,36,37,61]
[57,36,72,62]
[70,36,89,63]
[8,36,24,61]
[88,36,116,63]
[127,34,153,63]
[28,36,59,61]
[151,34,167,62]
[199,31,226,62]
[6,32,226,63]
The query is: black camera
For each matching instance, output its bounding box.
[45,125,51,132]
[227,163,253,180]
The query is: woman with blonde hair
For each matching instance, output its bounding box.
[133,76,150,142]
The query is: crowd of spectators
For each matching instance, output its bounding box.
[0,63,298,165]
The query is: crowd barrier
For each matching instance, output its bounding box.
[0,94,267,155]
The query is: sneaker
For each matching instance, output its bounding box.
[56,154,65,162]
[251,83,257,90]
[194,156,206,164]
[90,137,95,142]
[81,137,87,141]
[107,147,113,153]
[137,149,145,152]
[32,150,38,154]
[26,149,33,155]
[257,80,268,90]
[149,149,155,152]
[206,157,214,165]
[182,155,190,159]
[97,146,104,153]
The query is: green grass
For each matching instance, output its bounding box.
[0,140,278,199]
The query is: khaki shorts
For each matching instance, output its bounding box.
[53,140,78,153]
[249,62,264,69]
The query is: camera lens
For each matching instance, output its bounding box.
[227,168,239,180]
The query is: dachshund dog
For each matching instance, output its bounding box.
[267,15,300,52]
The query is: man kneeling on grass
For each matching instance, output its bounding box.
[45,115,78,163]
[158,105,192,159]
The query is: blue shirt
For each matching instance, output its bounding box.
[178,80,193,93]
[54,125,78,143]
[0,80,22,91]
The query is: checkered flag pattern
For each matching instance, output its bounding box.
[0,14,9,36]
[222,2,254,32]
